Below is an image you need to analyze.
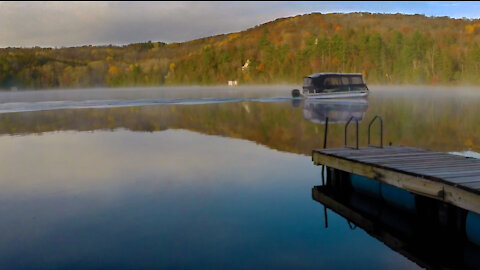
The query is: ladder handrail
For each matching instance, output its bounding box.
[344,116,359,149]
[368,115,383,148]
[323,117,329,149]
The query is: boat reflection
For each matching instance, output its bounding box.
[312,168,480,270]
[300,98,368,124]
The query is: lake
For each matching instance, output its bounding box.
[1,85,480,269]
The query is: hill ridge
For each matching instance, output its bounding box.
[2,12,480,89]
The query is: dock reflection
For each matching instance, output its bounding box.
[312,168,480,269]
[301,98,368,124]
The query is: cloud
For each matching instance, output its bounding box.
[0,129,305,196]
[0,1,479,48]
[0,1,305,47]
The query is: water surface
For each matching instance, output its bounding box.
[1,85,479,269]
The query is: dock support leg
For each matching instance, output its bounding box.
[324,206,328,228]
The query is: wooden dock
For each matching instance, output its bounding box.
[312,146,480,215]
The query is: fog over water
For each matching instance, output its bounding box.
[2,85,480,113]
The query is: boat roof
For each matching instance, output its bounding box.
[307,73,363,78]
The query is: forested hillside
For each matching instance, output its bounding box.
[2,12,480,89]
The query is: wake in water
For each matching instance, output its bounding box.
[0,97,297,113]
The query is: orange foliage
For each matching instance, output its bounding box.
[331,57,340,66]
[312,57,322,70]
[361,61,373,71]
[215,73,225,82]
[400,26,413,35]
[108,65,118,75]
[243,73,251,82]
[320,21,331,29]
[465,23,480,35]
[228,33,240,42]
[465,25,475,34]
[286,52,294,62]
[169,63,175,73]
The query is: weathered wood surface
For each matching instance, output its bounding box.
[312,146,480,214]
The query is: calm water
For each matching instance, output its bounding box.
[1,85,480,269]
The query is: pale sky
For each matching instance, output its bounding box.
[1,1,479,48]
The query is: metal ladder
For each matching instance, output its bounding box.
[322,115,384,150]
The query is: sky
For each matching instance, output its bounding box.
[1,1,479,48]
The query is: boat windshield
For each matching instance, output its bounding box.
[303,77,312,86]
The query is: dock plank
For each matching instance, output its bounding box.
[312,146,480,215]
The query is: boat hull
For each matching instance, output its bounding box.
[301,91,368,99]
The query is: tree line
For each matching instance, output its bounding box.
[2,12,480,89]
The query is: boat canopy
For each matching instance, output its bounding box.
[303,73,368,93]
